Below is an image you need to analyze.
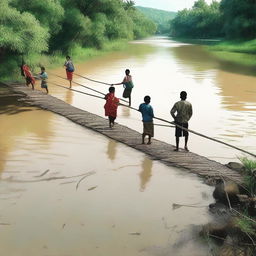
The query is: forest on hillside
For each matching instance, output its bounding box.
[0,0,156,78]
[170,0,256,40]
[136,6,176,34]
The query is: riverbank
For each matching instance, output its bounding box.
[208,39,256,55]
[206,39,256,68]
[171,37,256,68]
[0,39,129,83]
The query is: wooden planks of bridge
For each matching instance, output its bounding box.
[7,83,243,184]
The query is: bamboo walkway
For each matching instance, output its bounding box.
[7,83,243,184]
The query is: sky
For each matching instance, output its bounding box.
[133,0,218,12]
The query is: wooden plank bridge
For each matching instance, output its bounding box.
[7,83,244,184]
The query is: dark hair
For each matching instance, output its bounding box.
[180,91,187,100]
[109,86,115,93]
[144,95,151,104]
[125,69,130,75]
[41,66,46,71]
[66,56,71,59]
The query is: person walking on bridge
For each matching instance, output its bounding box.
[139,96,154,145]
[112,69,134,106]
[64,56,75,88]
[171,91,192,152]
[104,87,119,128]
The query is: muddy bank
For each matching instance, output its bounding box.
[6,82,243,185]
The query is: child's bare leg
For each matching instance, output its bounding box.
[142,134,145,144]
[147,135,152,145]
[184,135,189,151]
[174,136,179,151]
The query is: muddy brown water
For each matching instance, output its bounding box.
[0,105,214,255]
[48,37,256,163]
[0,36,255,255]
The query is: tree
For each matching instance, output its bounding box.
[170,0,224,38]
[0,0,49,79]
[0,0,49,55]
[220,0,256,39]
[10,0,64,35]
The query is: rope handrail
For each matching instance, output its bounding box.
[74,73,112,86]
[48,72,129,104]
[48,81,256,158]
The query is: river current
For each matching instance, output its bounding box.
[0,36,255,255]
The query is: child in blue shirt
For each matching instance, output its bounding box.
[39,67,48,94]
[139,96,154,144]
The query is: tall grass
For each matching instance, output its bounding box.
[240,157,256,195]
[209,39,256,54]
[206,39,256,68]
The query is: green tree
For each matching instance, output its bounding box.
[0,0,49,79]
[0,0,49,55]
[10,0,64,35]
[170,0,223,38]
[220,0,256,39]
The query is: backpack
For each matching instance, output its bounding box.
[67,62,75,72]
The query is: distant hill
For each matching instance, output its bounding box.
[136,6,176,34]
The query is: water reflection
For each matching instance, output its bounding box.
[106,140,117,161]
[139,157,153,191]
[216,70,256,111]
[121,105,130,117]
[65,89,73,104]
[0,100,54,173]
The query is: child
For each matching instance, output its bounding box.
[104,87,119,128]
[21,62,35,90]
[64,56,75,88]
[139,96,154,144]
[112,69,134,106]
[39,67,49,94]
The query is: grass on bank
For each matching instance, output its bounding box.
[206,39,256,68]
[240,157,256,195]
[0,39,129,83]
[209,39,256,55]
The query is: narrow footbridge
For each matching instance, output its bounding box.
[8,83,244,184]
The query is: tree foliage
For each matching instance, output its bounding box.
[170,0,256,40]
[170,0,223,39]
[220,0,256,39]
[0,0,156,57]
[0,0,49,56]
[136,6,176,34]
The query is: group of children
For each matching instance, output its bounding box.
[21,59,192,150]
[21,63,49,94]
[104,86,154,145]
[104,69,193,150]
[21,55,75,94]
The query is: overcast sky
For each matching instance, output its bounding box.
[133,0,218,12]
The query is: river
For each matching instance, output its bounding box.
[0,36,255,255]
[50,36,256,163]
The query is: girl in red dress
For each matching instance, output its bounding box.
[104,87,119,128]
